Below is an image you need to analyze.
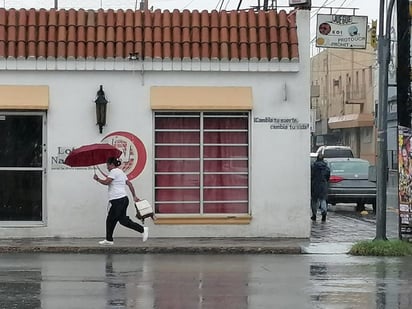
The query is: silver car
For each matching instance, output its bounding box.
[326,158,376,212]
[316,145,354,158]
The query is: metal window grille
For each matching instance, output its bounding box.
[154,111,250,215]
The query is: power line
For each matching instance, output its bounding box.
[224,0,232,10]
[219,0,226,11]
[183,0,197,9]
[215,0,224,10]
[311,0,332,20]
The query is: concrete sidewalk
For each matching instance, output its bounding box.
[0,237,308,254]
[0,203,397,255]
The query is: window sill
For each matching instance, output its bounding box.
[153,215,252,225]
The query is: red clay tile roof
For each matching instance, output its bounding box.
[0,8,299,62]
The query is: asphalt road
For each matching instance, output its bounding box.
[0,252,411,309]
[0,187,406,309]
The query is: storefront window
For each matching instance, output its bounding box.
[0,113,45,221]
[154,112,249,214]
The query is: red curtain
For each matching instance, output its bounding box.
[155,113,248,214]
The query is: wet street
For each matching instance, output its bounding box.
[0,183,406,309]
[1,252,412,309]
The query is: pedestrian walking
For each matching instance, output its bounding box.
[311,153,330,222]
[93,157,148,245]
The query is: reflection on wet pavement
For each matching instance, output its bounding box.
[310,205,399,242]
[1,254,412,309]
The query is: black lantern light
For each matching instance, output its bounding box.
[94,85,108,134]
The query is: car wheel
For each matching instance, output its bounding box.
[356,202,365,212]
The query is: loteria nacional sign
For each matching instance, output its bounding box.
[51,131,147,180]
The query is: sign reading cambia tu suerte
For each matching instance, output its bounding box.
[254,117,309,130]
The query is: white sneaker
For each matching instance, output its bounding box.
[99,239,114,245]
[142,227,149,242]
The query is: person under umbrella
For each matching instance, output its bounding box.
[94,157,148,245]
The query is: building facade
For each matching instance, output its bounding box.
[0,8,311,238]
[310,27,377,163]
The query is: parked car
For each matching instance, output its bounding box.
[310,152,317,164]
[316,146,354,158]
[326,157,376,212]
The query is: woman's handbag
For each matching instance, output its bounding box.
[134,199,154,223]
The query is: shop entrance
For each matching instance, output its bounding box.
[0,112,45,222]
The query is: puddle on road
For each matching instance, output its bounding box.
[301,242,354,254]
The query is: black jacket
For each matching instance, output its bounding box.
[311,160,330,200]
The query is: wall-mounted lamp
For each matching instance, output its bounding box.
[94,85,108,134]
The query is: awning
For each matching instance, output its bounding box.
[328,113,374,129]
[150,86,253,110]
[0,85,49,110]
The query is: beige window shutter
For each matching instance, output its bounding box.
[150,86,253,110]
[0,85,49,110]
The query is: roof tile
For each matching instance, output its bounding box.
[192,10,203,59]
[87,10,97,58]
[229,11,239,60]
[153,9,162,59]
[210,10,219,59]
[172,9,182,59]
[219,11,229,60]
[288,12,299,60]
[0,8,6,27]
[143,10,153,59]
[257,10,267,59]
[133,12,143,57]
[0,8,299,62]
[17,9,27,58]
[200,10,210,59]
[7,9,17,58]
[162,10,171,59]
[76,11,86,58]
[57,10,67,58]
[47,10,57,58]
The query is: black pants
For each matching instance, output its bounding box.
[106,196,144,241]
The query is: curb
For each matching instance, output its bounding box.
[0,246,303,254]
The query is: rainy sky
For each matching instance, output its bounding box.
[1,0,379,20]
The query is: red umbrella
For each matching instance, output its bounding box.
[64,143,122,167]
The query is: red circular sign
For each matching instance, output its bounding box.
[99,131,147,180]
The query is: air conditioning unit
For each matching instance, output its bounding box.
[289,0,311,6]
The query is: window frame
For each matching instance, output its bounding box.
[153,111,251,218]
[0,111,47,226]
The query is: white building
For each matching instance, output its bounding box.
[0,7,311,238]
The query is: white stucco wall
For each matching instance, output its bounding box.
[0,10,311,239]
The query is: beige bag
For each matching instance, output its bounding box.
[134,200,154,223]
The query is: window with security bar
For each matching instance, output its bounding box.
[154,111,249,215]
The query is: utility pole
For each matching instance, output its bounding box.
[375,0,396,241]
[139,0,148,10]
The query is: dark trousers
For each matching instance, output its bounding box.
[106,196,144,241]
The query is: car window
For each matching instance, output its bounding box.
[323,149,354,158]
[329,161,369,175]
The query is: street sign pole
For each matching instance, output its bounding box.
[375,0,395,241]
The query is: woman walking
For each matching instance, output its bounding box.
[94,157,148,245]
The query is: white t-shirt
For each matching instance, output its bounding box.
[107,168,128,200]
